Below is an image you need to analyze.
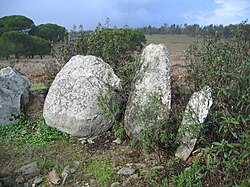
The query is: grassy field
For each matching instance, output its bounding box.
[146,34,199,52]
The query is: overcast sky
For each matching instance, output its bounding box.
[1,0,249,30]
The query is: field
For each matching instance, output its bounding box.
[0,35,197,186]
[146,34,199,52]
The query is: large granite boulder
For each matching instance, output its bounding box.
[175,86,213,160]
[124,44,171,138]
[0,67,31,125]
[43,55,121,137]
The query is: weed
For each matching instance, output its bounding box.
[173,160,202,187]
[97,87,125,139]
[135,92,177,152]
[84,159,117,187]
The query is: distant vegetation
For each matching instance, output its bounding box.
[137,21,249,38]
[0,15,67,59]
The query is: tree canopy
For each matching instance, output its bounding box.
[0,31,51,59]
[29,23,67,42]
[0,31,31,58]
[0,15,34,36]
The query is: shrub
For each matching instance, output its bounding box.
[185,22,250,186]
[87,28,146,72]
[136,92,177,152]
[50,26,146,90]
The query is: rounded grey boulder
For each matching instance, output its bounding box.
[43,55,121,137]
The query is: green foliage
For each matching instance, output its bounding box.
[136,92,177,152]
[87,28,146,71]
[29,23,67,42]
[0,116,75,147]
[30,35,51,58]
[173,160,202,187]
[43,60,63,86]
[97,87,125,139]
[0,31,51,59]
[84,159,117,187]
[0,31,31,58]
[185,22,250,186]
[0,15,34,36]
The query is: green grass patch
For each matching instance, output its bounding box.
[84,159,117,187]
[30,84,48,91]
[0,116,75,147]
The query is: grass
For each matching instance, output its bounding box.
[84,159,117,187]
[30,84,48,91]
[146,34,200,52]
[0,116,120,186]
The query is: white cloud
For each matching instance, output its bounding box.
[187,0,250,25]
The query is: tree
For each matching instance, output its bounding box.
[0,31,31,59]
[0,15,34,36]
[29,23,67,42]
[29,36,51,58]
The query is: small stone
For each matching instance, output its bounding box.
[152,166,164,171]
[111,182,121,187]
[61,166,71,185]
[113,138,122,144]
[0,177,16,187]
[122,174,139,186]
[33,176,43,185]
[117,167,135,176]
[15,176,25,183]
[14,162,39,176]
[48,169,61,185]
[24,182,31,187]
[134,163,146,169]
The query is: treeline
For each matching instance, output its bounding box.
[0,15,67,59]
[138,22,249,38]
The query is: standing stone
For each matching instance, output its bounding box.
[124,44,171,138]
[0,67,31,125]
[43,55,121,137]
[175,86,213,160]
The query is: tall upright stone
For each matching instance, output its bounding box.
[43,55,121,137]
[0,67,31,125]
[124,44,171,138]
[175,86,213,160]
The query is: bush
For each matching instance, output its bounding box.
[185,22,250,186]
[51,27,146,90]
[136,92,177,152]
[87,28,146,72]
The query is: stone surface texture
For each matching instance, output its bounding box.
[175,86,213,160]
[43,55,120,137]
[0,67,31,125]
[124,44,171,138]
